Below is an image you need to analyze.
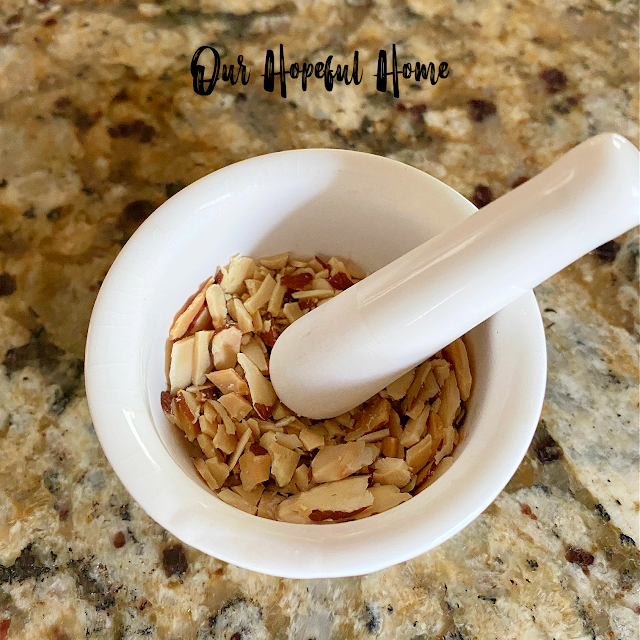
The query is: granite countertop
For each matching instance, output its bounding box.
[0,0,638,638]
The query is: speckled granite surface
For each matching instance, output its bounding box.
[0,0,638,638]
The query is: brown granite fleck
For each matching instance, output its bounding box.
[471,184,493,208]
[0,273,16,297]
[540,68,568,94]
[468,99,497,122]
[162,544,188,577]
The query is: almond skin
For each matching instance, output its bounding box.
[328,272,353,290]
[280,272,313,290]
[160,391,173,413]
[254,403,273,420]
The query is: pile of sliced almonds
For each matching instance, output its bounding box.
[162,253,472,523]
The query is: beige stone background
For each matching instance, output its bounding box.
[0,0,638,638]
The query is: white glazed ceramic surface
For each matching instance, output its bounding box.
[85,150,547,578]
[271,134,639,419]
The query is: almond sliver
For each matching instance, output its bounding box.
[228,427,252,471]
[169,335,195,393]
[205,283,228,329]
[292,289,333,300]
[169,278,213,340]
[220,256,255,294]
[244,274,276,315]
[444,338,472,401]
[260,253,289,270]
[192,330,213,385]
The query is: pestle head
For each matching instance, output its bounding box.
[270,134,639,419]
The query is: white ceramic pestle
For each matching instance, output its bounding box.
[269,133,640,419]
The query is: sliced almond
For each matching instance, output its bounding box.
[235,419,251,439]
[427,411,445,448]
[355,485,411,518]
[174,400,199,441]
[239,444,272,492]
[299,428,325,451]
[244,278,262,298]
[372,457,411,488]
[292,289,333,300]
[227,298,254,333]
[259,431,278,451]
[260,252,289,270]
[169,277,213,341]
[358,428,390,443]
[380,436,399,458]
[211,325,242,370]
[168,254,470,523]
[269,442,300,487]
[217,392,252,421]
[213,424,237,455]
[274,416,296,429]
[293,464,311,492]
[237,352,277,412]
[275,477,372,524]
[189,306,213,334]
[250,310,263,333]
[220,256,255,294]
[206,368,249,396]
[196,433,218,459]
[431,359,450,387]
[336,411,354,427]
[205,283,228,329]
[434,426,456,465]
[231,483,264,508]
[402,361,431,414]
[400,405,430,448]
[400,475,417,493]
[257,490,285,520]
[267,280,287,317]
[283,302,304,323]
[322,419,345,439]
[211,399,236,435]
[385,370,415,401]
[199,414,218,438]
[271,402,290,421]
[205,457,230,488]
[406,371,439,420]
[169,335,195,393]
[217,487,256,515]
[310,277,333,291]
[311,441,375,483]
[388,410,402,439]
[177,390,200,423]
[327,256,349,277]
[438,370,460,428]
[345,397,391,441]
[244,274,276,315]
[288,259,313,268]
[228,427,252,471]
[274,432,303,450]
[191,330,213,385]
[193,458,219,492]
[444,338,472,401]
[240,338,268,373]
[405,434,434,473]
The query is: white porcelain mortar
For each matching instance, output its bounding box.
[85,150,546,578]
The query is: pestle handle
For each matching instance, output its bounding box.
[269,133,640,419]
